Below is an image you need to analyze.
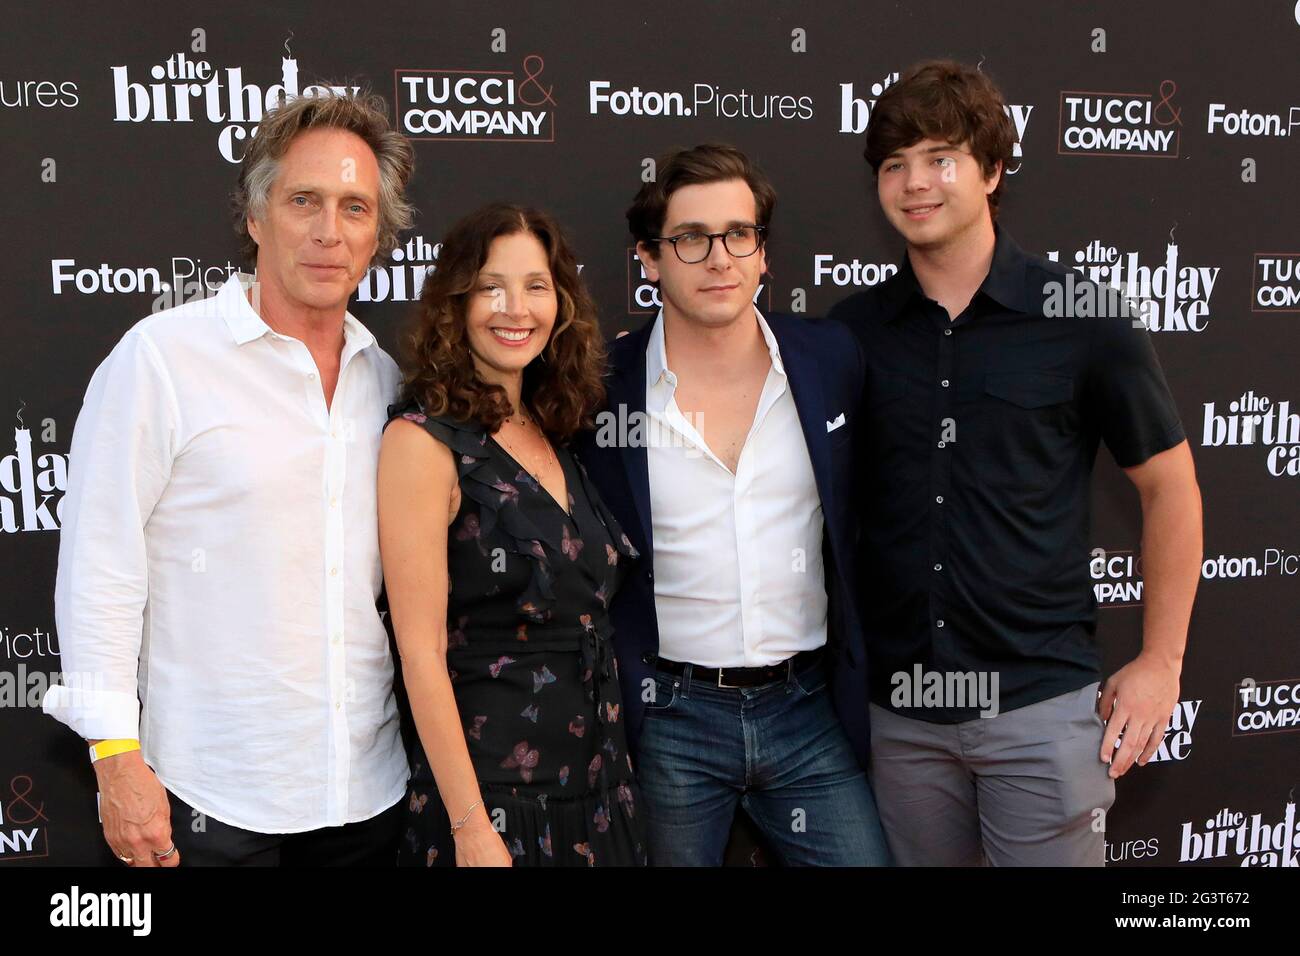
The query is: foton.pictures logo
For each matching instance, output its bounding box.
[590,80,813,122]
[1207,102,1299,138]
[397,55,555,142]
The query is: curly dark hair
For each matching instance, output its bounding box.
[398,203,607,442]
[863,59,1015,219]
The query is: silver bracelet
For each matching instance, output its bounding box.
[450,799,483,835]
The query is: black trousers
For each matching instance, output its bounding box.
[166,791,404,866]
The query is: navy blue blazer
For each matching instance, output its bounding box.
[574,312,872,767]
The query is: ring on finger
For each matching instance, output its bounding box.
[152,843,177,861]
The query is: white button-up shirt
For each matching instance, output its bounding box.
[645,308,828,668]
[43,274,408,833]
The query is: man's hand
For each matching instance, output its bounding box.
[92,750,179,867]
[1097,652,1181,779]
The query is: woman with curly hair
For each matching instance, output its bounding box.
[379,203,647,867]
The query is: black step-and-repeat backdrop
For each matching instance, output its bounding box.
[2,1,1297,867]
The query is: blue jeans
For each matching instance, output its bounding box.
[636,656,891,866]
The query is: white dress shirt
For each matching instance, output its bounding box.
[645,308,828,668]
[44,274,408,833]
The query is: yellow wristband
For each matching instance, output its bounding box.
[89,739,140,763]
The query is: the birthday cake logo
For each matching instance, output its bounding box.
[0,405,67,534]
[110,34,357,163]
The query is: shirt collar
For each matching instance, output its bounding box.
[884,224,1033,322]
[979,224,1033,314]
[218,272,377,352]
[219,273,271,345]
[645,304,785,391]
[342,310,378,353]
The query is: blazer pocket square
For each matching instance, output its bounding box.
[826,413,846,433]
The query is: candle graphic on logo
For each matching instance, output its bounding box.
[275,32,299,108]
[3,405,33,531]
[281,57,298,98]
[1160,240,1179,327]
[2,401,66,532]
[263,33,300,112]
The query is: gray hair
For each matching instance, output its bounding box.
[232,88,415,266]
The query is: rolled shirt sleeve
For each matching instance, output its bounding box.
[44,328,180,739]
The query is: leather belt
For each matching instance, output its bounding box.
[652,648,823,689]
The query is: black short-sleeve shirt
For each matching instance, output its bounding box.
[828,226,1185,722]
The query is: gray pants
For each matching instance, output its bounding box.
[868,682,1115,866]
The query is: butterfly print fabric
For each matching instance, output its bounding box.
[389,404,647,868]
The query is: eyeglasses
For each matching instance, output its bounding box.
[651,225,766,264]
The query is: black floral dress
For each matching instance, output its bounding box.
[390,404,647,867]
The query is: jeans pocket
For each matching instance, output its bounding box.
[791,662,828,697]
[644,672,680,713]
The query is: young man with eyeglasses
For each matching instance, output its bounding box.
[576,143,890,865]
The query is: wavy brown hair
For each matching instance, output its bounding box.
[398,203,606,442]
[233,88,415,265]
[863,59,1015,219]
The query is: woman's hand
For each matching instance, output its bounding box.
[452,812,514,867]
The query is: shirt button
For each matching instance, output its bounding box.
[941,379,950,388]
[935,495,944,504]
[937,441,946,448]
[330,567,339,577]
[308,372,317,381]
[332,633,341,645]
[330,497,339,508]
[944,329,953,336]
[934,563,943,571]
[936,619,945,628]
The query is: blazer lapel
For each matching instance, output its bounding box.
[605,326,654,557]
[771,318,834,519]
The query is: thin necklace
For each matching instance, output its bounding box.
[496,408,556,478]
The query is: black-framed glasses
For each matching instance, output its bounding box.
[651,225,766,264]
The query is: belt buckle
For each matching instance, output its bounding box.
[716,667,743,690]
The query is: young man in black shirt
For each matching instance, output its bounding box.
[829,60,1203,865]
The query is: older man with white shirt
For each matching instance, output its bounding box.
[43,90,415,866]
